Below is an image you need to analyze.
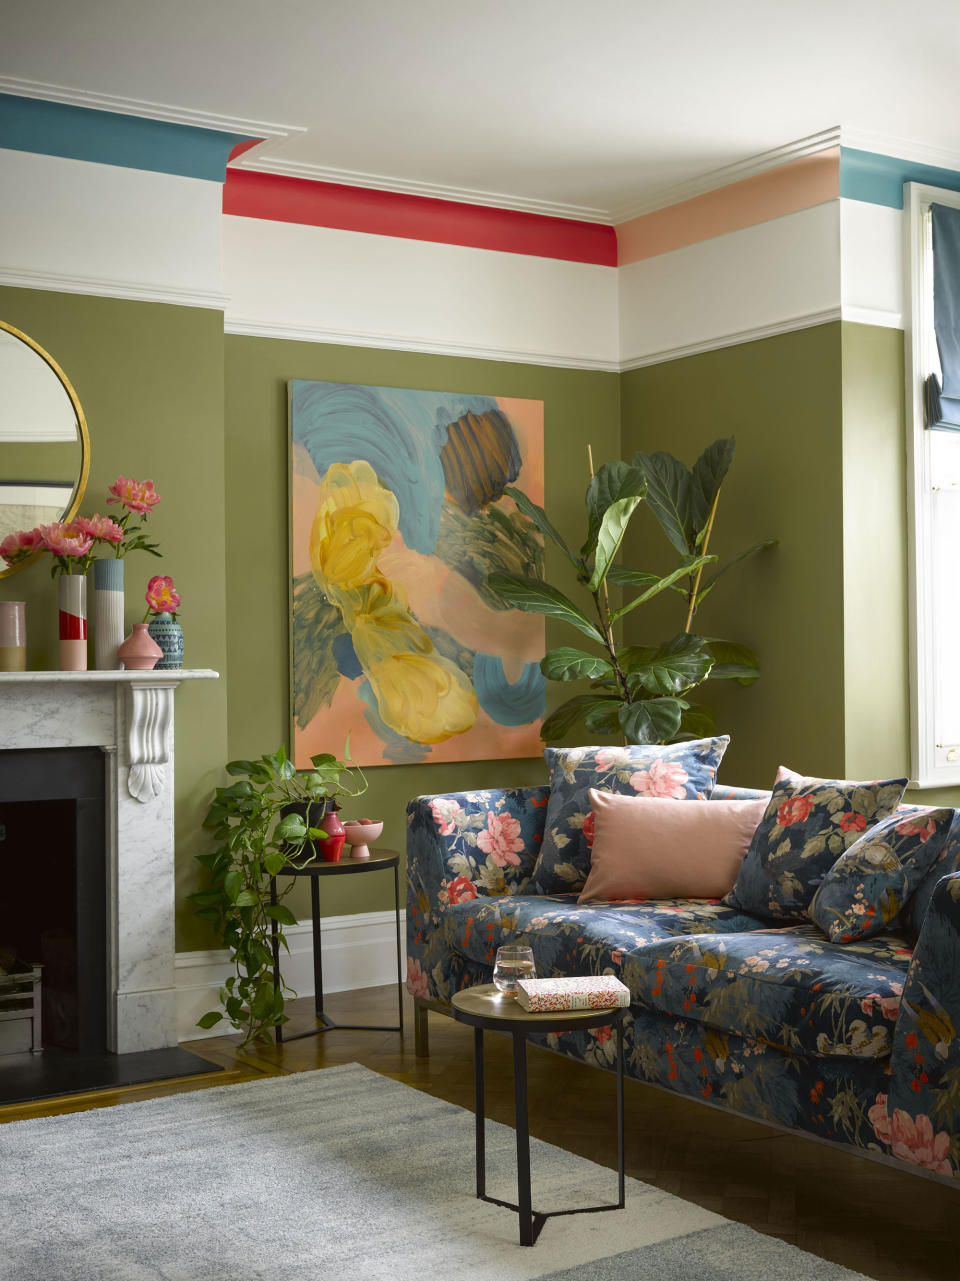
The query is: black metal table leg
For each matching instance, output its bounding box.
[617,1008,625,1207]
[270,877,283,1044]
[474,1026,485,1199]
[394,861,404,1031]
[311,875,324,1019]
[513,1031,535,1246]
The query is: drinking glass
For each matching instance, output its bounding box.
[493,945,536,997]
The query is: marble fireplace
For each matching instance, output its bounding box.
[0,669,217,1055]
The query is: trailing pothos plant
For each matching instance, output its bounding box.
[190,744,367,1049]
[487,437,775,745]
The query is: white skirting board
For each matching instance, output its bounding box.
[175,908,406,1042]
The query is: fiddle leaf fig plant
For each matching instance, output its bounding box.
[487,437,776,746]
[189,743,367,1049]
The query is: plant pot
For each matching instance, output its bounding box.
[117,623,162,671]
[58,575,87,671]
[148,613,183,670]
[93,558,125,671]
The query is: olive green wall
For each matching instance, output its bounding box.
[619,322,846,789]
[0,286,229,950]
[223,336,620,925]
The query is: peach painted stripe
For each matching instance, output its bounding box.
[616,147,841,265]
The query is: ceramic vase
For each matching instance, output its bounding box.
[93,558,125,671]
[0,601,27,672]
[117,623,162,671]
[318,801,346,863]
[58,575,87,671]
[147,613,183,670]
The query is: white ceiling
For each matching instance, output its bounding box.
[4,0,960,221]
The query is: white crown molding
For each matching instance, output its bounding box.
[0,264,227,311]
[223,317,621,372]
[840,304,904,331]
[0,76,303,140]
[609,127,843,224]
[176,908,406,1042]
[841,126,960,176]
[231,150,611,223]
[620,307,843,371]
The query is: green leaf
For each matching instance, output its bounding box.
[703,638,760,685]
[608,555,715,624]
[606,566,683,594]
[264,852,287,877]
[696,538,778,603]
[275,814,307,843]
[196,1011,224,1029]
[588,495,644,592]
[617,644,657,675]
[627,633,714,695]
[618,697,683,744]
[632,450,693,555]
[224,869,244,904]
[583,462,646,556]
[225,759,256,777]
[676,703,719,740]
[540,647,613,682]
[264,903,298,925]
[235,889,259,908]
[583,699,623,734]
[502,485,582,570]
[486,573,604,642]
[689,437,736,535]
[540,694,616,741]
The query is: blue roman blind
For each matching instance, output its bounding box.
[926,203,960,431]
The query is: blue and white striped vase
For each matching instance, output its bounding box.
[147,613,183,670]
[92,558,125,671]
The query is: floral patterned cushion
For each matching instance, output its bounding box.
[624,926,914,1060]
[443,892,766,968]
[530,738,730,895]
[809,807,958,943]
[902,825,960,937]
[725,767,908,922]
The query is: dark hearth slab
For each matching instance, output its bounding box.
[0,1046,223,1105]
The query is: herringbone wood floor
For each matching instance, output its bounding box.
[0,984,954,1280]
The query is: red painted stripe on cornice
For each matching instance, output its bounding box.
[223,168,617,267]
[228,139,263,163]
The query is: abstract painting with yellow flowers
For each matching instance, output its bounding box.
[290,380,545,767]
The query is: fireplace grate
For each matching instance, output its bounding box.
[0,962,42,1055]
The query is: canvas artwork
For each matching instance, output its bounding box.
[290,380,545,767]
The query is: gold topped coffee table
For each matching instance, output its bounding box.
[451,982,626,1246]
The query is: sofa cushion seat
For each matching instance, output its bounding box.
[444,893,766,972]
[624,926,914,1060]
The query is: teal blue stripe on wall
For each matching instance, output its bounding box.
[840,147,960,210]
[0,93,253,183]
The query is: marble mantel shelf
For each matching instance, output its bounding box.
[0,668,218,683]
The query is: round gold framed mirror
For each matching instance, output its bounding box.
[0,320,90,579]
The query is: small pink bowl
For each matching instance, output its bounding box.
[343,820,383,860]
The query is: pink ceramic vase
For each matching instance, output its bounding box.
[117,623,162,671]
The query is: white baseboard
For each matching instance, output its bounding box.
[175,908,405,1042]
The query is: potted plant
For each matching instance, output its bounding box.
[487,437,776,744]
[190,743,367,1048]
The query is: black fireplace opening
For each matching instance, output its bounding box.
[0,746,220,1103]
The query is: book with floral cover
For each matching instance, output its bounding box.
[515,975,630,1012]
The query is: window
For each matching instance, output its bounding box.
[905,183,960,785]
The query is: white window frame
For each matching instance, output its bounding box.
[905,181,960,786]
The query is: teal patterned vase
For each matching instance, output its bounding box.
[147,613,183,670]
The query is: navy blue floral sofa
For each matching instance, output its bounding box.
[406,759,960,1184]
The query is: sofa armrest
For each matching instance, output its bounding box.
[405,786,549,997]
[881,872,960,1176]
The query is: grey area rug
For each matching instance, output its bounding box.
[0,1063,869,1281]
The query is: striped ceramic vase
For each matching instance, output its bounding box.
[58,573,87,671]
[93,558,125,670]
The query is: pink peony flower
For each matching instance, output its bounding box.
[895,816,937,842]
[630,759,689,799]
[861,993,900,1021]
[868,1092,891,1145]
[778,795,814,827]
[430,797,464,835]
[476,811,524,866]
[38,522,93,559]
[75,513,124,544]
[446,875,478,905]
[405,957,430,999]
[107,476,161,514]
[145,575,181,614]
[582,810,596,849]
[0,527,43,567]
[889,1110,953,1174]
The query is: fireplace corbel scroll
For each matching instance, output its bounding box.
[127,681,177,802]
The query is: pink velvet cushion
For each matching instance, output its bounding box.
[577,790,768,903]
